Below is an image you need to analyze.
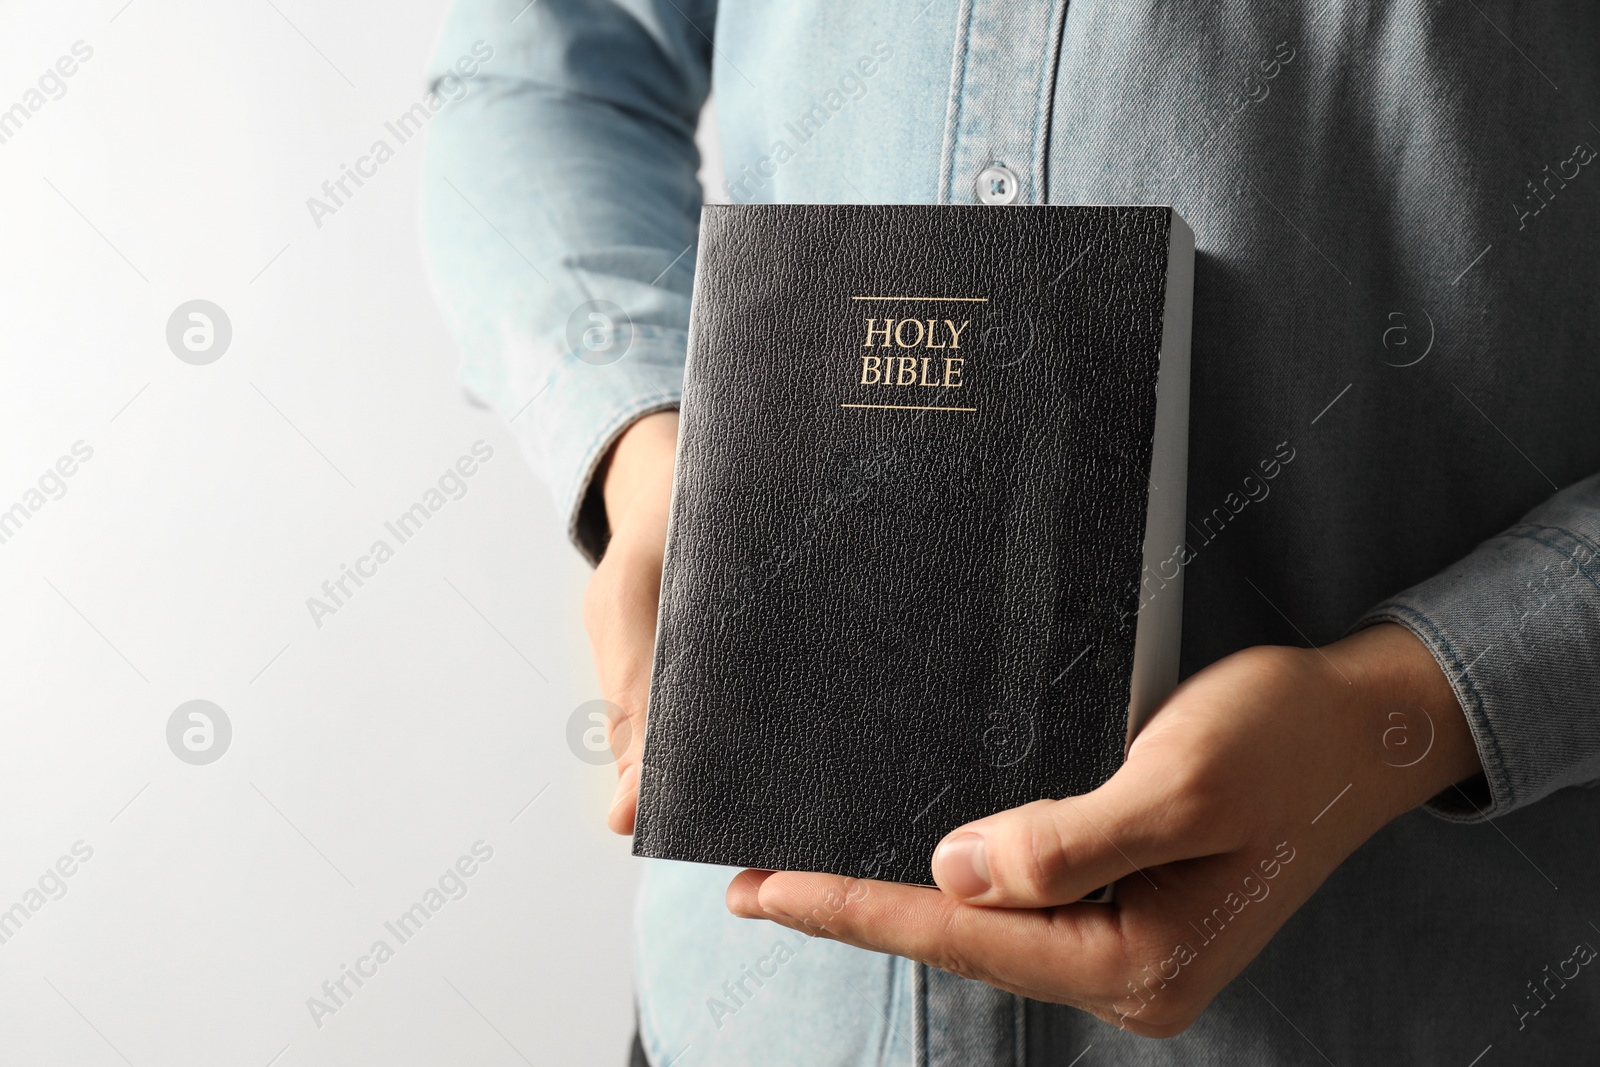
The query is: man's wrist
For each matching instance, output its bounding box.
[600,409,679,548]
[1324,622,1484,822]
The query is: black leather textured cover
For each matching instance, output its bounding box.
[634,204,1176,885]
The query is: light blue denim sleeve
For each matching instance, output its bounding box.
[1358,473,1600,821]
[422,0,714,563]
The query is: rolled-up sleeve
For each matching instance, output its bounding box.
[422,0,713,563]
[1357,472,1600,821]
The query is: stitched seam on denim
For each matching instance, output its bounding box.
[1012,993,1026,1067]
[1501,527,1600,598]
[936,0,977,203]
[1369,603,1515,813]
[1505,520,1600,563]
[878,956,907,1067]
[1030,0,1070,203]
[913,962,929,1067]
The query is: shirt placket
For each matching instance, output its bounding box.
[922,5,1068,1064]
[938,0,1071,207]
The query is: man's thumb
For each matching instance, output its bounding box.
[930,773,1211,907]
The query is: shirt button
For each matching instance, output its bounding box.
[976,162,1020,205]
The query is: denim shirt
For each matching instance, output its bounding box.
[422,2,1600,1063]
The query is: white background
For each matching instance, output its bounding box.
[0,2,704,1063]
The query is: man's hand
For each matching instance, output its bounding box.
[726,623,1483,1036]
[582,410,678,835]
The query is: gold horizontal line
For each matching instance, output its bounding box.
[850,296,988,302]
[840,402,977,413]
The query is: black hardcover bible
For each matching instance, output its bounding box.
[633,204,1194,886]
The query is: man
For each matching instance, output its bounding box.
[423,2,1600,1063]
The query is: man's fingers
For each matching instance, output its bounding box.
[590,678,646,833]
[604,698,646,783]
[606,759,641,834]
[725,870,1122,1005]
[932,763,1236,908]
[725,868,777,913]
[581,415,674,837]
[584,539,664,836]
[601,692,648,833]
